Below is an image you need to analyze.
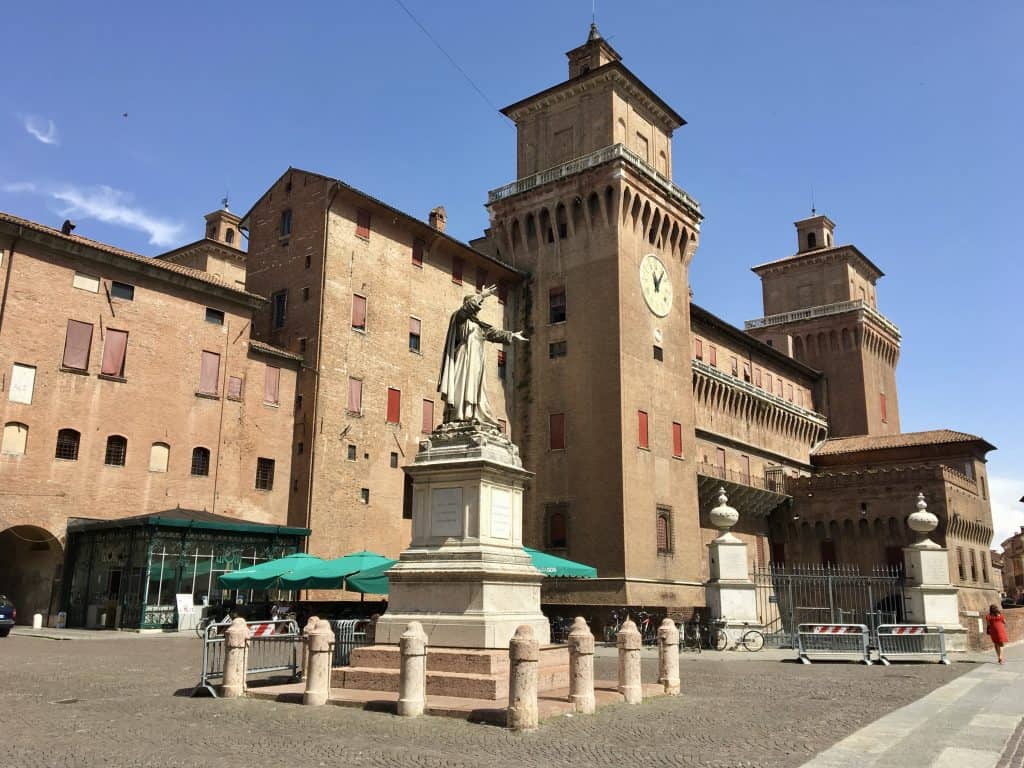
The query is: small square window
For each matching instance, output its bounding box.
[205,308,225,325]
[409,317,421,353]
[302,286,310,302]
[549,287,567,324]
[73,272,100,293]
[304,253,311,269]
[110,281,134,301]
[279,209,293,238]
[549,340,567,358]
[295,393,303,410]
[360,488,370,504]
[255,457,275,490]
[298,338,307,355]
[390,452,399,468]
[347,444,357,461]
[297,442,304,455]
[653,345,663,361]
[271,291,287,330]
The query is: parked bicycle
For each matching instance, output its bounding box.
[679,620,703,653]
[705,619,764,652]
[195,612,233,639]
[602,608,629,643]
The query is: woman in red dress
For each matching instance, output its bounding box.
[986,604,1009,664]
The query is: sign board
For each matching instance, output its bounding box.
[175,593,195,616]
[489,488,512,539]
[430,487,463,537]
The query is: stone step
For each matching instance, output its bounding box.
[349,645,511,674]
[335,666,504,700]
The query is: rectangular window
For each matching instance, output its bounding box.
[386,387,401,424]
[821,540,837,566]
[730,356,738,376]
[970,550,978,582]
[302,286,310,302]
[742,362,751,382]
[451,257,464,285]
[355,209,371,239]
[100,329,129,378]
[880,393,887,423]
[740,455,751,483]
[390,452,398,468]
[956,547,965,581]
[549,341,567,358]
[708,345,717,367]
[656,507,672,554]
[765,376,773,395]
[982,552,990,583]
[110,281,134,300]
[279,209,293,237]
[198,351,221,395]
[715,447,726,471]
[352,294,367,331]
[73,272,100,293]
[227,375,243,400]
[409,317,421,352]
[787,384,794,402]
[263,365,280,405]
[421,399,434,433]
[549,287,567,323]
[255,457,275,491]
[412,238,424,267]
[360,488,370,504]
[672,422,683,458]
[637,410,649,449]
[475,267,488,292]
[497,350,506,379]
[694,338,703,360]
[653,345,663,361]
[205,307,225,325]
[754,369,762,388]
[347,378,362,413]
[549,413,566,450]
[272,291,287,330]
[9,364,36,404]
[347,444,357,461]
[62,320,93,370]
[777,377,783,396]
[298,338,307,355]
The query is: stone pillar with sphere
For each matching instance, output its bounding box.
[704,488,761,649]
[903,492,967,650]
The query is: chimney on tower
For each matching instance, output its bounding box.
[429,206,447,233]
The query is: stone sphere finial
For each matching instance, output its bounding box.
[709,487,739,533]
[907,491,939,541]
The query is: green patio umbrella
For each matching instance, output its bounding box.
[216,553,324,590]
[345,548,597,595]
[278,550,392,589]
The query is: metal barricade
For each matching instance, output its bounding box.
[876,624,950,665]
[332,619,370,667]
[796,623,872,665]
[192,618,301,697]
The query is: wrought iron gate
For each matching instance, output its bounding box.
[753,563,905,648]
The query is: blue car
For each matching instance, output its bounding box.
[0,595,15,637]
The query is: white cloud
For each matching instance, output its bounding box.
[4,180,183,247]
[990,474,1024,550]
[22,115,58,146]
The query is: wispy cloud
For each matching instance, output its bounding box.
[22,114,58,146]
[990,474,1023,550]
[4,180,183,247]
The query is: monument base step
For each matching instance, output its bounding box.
[334,644,569,701]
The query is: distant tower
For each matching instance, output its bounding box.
[203,200,243,249]
[744,214,900,437]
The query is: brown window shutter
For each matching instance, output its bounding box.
[637,410,649,449]
[228,376,243,399]
[263,366,280,404]
[421,399,434,433]
[100,329,129,377]
[199,351,221,395]
[412,238,424,266]
[386,388,401,424]
[356,209,371,239]
[672,422,683,458]
[63,320,93,370]
[347,378,362,412]
[352,295,367,330]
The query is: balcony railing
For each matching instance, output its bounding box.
[692,359,828,428]
[697,462,788,494]
[744,299,901,340]
[486,143,702,220]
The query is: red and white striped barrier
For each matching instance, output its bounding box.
[811,625,865,635]
[797,623,872,665]
[249,622,279,637]
[876,625,949,665]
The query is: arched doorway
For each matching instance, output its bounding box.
[0,525,64,624]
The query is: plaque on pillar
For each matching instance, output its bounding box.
[704,489,761,648]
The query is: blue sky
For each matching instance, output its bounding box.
[4,2,1021,544]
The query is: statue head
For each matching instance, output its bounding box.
[462,293,486,315]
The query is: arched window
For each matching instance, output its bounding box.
[546,503,568,549]
[656,507,672,554]
[2,422,28,455]
[55,428,80,461]
[826,232,832,247]
[104,435,127,466]
[191,447,211,477]
[149,442,170,473]
[807,232,817,249]
[225,228,235,244]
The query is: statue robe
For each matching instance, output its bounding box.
[437,306,512,424]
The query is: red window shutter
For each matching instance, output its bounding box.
[228,376,243,399]
[347,378,362,412]
[386,387,401,424]
[421,399,434,433]
[63,320,93,370]
[352,294,367,330]
[637,410,649,449]
[100,329,128,377]
[412,238,424,266]
[356,209,371,239]
[263,365,280,404]
[694,338,703,360]
[672,422,683,458]
[709,346,717,366]
[452,257,463,285]
[880,393,887,422]
[199,351,221,395]
[549,413,565,450]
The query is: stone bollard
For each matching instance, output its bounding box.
[300,615,319,680]
[303,619,335,706]
[397,621,429,717]
[567,616,595,714]
[616,617,642,704]
[656,618,680,695]
[507,624,540,731]
[221,617,249,699]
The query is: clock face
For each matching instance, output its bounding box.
[639,254,673,317]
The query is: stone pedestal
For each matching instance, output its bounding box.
[704,489,761,648]
[374,423,550,649]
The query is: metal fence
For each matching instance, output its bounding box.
[877,624,950,665]
[192,618,301,697]
[332,619,370,667]
[796,623,872,665]
[754,563,905,648]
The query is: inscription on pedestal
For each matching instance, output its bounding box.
[490,488,512,539]
[430,487,464,537]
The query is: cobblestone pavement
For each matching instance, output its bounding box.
[0,634,969,768]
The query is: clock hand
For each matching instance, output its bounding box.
[653,271,663,292]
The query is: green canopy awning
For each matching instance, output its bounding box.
[278,551,392,589]
[345,548,597,595]
[217,553,323,590]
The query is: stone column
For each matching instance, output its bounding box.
[656,618,680,695]
[221,617,249,699]
[704,488,761,649]
[903,493,968,650]
[507,624,539,731]
[303,619,334,706]
[567,616,595,714]
[397,621,428,717]
[300,615,319,680]
[616,617,642,704]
